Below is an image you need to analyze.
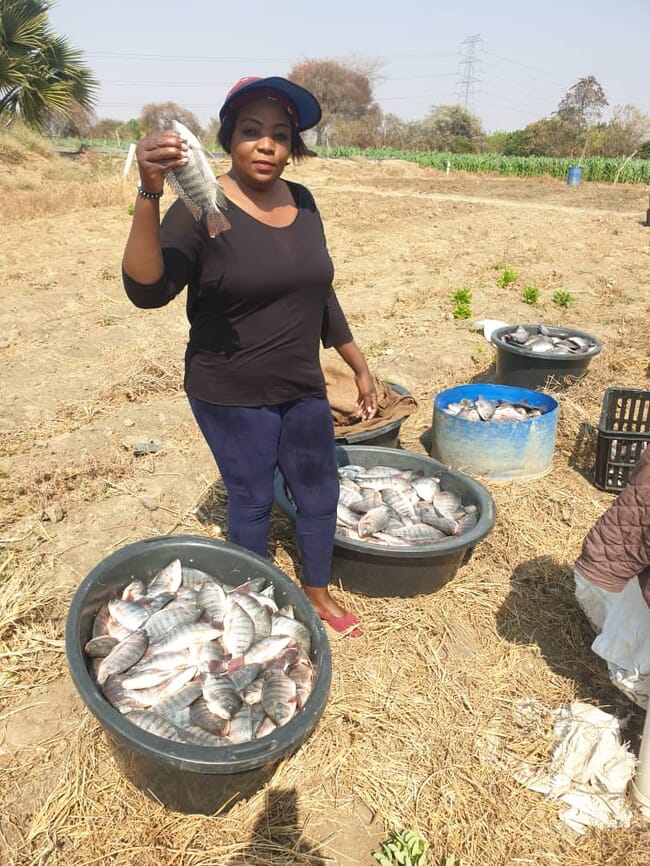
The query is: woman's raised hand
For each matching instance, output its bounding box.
[135,130,188,193]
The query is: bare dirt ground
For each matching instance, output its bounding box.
[1,153,650,866]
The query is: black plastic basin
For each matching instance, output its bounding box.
[491,324,602,390]
[274,445,497,598]
[65,535,332,815]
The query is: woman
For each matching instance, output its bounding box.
[122,76,377,638]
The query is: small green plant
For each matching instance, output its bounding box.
[453,303,472,319]
[373,830,429,866]
[496,266,518,288]
[521,285,540,304]
[553,289,574,308]
[126,202,135,215]
[98,313,118,327]
[450,288,472,320]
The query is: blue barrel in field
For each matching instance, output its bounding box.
[430,383,559,481]
[567,165,583,185]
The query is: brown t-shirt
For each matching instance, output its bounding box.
[123,181,353,406]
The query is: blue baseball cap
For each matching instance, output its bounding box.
[219,76,322,132]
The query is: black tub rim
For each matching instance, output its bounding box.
[490,324,603,361]
[335,381,410,445]
[274,445,497,560]
[65,534,332,775]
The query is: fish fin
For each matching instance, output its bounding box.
[206,209,231,238]
[215,183,228,210]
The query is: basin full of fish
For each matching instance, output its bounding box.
[85,558,315,746]
[335,464,479,547]
[496,324,598,355]
[442,396,547,422]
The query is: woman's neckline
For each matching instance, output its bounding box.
[218,177,298,229]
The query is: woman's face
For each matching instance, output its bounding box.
[229,97,293,191]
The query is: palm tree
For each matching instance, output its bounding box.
[0,0,98,127]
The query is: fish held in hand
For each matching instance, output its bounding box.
[166,121,231,238]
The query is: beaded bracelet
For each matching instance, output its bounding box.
[137,184,164,200]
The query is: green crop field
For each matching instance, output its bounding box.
[314,146,650,184]
[47,135,650,184]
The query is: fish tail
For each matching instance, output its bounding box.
[206,209,231,238]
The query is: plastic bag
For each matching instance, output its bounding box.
[574,570,650,709]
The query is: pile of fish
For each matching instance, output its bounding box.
[336,464,479,547]
[498,324,597,355]
[85,559,314,746]
[442,396,546,422]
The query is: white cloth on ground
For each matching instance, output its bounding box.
[513,701,637,834]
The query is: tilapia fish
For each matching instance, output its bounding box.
[335,464,480,548]
[166,120,231,238]
[443,397,545,422]
[86,558,314,746]
[500,324,597,355]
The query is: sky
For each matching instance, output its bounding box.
[49,0,650,134]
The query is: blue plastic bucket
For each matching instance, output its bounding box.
[567,166,583,186]
[430,383,559,481]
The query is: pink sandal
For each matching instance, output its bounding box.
[318,611,363,638]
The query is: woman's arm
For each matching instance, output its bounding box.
[122,130,188,283]
[334,340,378,421]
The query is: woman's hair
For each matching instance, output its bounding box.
[217,102,311,162]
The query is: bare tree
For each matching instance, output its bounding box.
[554,75,608,129]
[288,59,379,145]
[140,102,202,136]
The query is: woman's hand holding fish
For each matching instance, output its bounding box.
[135,130,189,194]
[355,369,378,421]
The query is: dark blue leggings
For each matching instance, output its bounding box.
[188,395,339,587]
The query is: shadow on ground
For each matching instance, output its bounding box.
[228,787,327,866]
[495,556,637,713]
[569,421,599,484]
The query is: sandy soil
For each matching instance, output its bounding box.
[1,155,650,866]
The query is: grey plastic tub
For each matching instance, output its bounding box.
[65,535,332,815]
[491,324,602,390]
[274,445,497,598]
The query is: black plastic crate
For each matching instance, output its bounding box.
[594,388,650,492]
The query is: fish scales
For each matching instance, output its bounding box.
[335,465,480,548]
[85,560,316,747]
